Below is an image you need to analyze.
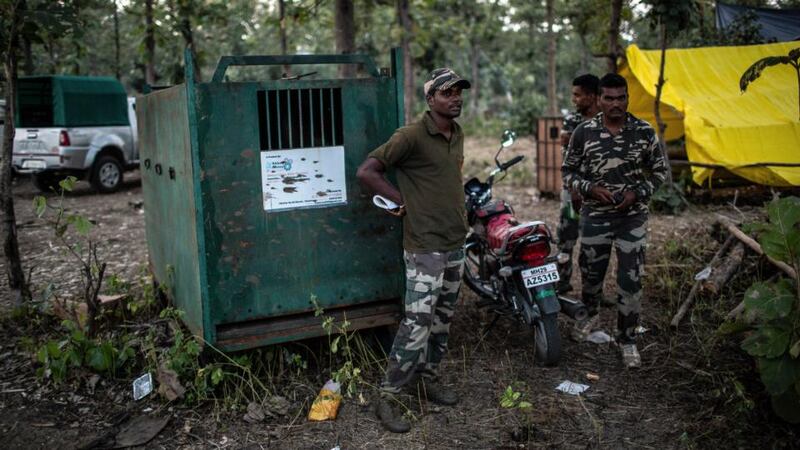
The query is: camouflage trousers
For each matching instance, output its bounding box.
[556,189,580,292]
[579,212,647,343]
[380,248,465,396]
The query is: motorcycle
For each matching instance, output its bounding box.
[462,130,588,366]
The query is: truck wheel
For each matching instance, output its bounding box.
[32,172,60,193]
[91,155,124,193]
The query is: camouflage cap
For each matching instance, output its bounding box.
[423,68,471,97]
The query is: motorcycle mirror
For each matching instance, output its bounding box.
[500,129,517,148]
[495,129,517,168]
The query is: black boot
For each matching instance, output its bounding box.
[616,312,639,344]
[418,379,459,406]
[376,398,411,433]
[617,312,641,368]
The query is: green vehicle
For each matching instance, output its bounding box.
[12,75,138,193]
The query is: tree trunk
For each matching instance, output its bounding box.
[114,1,121,80]
[653,21,673,184]
[177,0,202,82]
[469,39,480,118]
[546,0,557,116]
[22,36,34,75]
[145,0,156,85]
[397,0,414,125]
[579,33,589,73]
[279,0,290,77]
[2,8,30,304]
[334,0,355,78]
[698,0,705,40]
[795,64,800,121]
[607,0,622,73]
[72,2,82,75]
[45,37,57,73]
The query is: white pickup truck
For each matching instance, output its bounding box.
[11,75,138,193]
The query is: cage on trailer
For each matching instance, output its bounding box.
[137,50,406,351]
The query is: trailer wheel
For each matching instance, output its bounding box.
[91,155,124,193]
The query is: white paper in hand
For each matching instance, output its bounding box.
[373,195,400,211]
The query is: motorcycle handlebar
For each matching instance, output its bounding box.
[500,155,524,171]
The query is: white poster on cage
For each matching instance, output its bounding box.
[260,146,347,212]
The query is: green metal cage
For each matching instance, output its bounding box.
[137,49,405,351]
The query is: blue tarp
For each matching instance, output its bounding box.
[716,1,800,42]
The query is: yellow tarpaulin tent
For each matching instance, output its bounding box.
[620,42,800,187]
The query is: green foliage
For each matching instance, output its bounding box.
[650,180,688,215]
[749,196,800,263]
[718,11,772,47]
[312,296,366,398]
[160,308,202,376]
[36,320,135,384]
[0,0,75,59]
[32,175,106,336]
[564,0,633,64]
[722,196,800,423]
[740,48,800,92]
[500,385,532,409]
[645,0,697,40]
[124,268,162,316]
[739,48,800,120]
[104,274,131,295]
[743,280,795,322]
[144,307,269,406]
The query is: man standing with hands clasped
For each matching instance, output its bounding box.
[562,73,668,368]
[356,68,471,433]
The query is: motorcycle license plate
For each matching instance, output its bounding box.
[521,263,559,288]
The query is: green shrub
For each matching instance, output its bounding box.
[36,320,135,383]
[720,196,800,423]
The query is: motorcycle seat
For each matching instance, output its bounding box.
[487,215,548,255]
[475,200,512,220]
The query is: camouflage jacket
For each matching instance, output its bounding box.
[562,112,668,217]
[560,110,591,196]
[562,111,586,139]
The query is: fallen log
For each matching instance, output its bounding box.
[670,234,736,329]
[718,218,797,280]
[701,242,745,295]
[725,299,746,321]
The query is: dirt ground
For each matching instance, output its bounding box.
[1,139,799,449]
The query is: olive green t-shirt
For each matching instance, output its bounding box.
[368,112,469,252]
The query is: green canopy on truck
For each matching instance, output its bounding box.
[16,75,129,128]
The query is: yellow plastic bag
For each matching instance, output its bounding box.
[308,380,342,421]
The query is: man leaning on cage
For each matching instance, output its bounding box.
[356,68,472,433]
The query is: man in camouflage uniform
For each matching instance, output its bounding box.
[356,68,471,433]
[556,74,599,294]
[562,73,668,368]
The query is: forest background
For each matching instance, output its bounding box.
[5,0,800,137]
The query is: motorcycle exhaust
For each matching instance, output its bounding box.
[558,296,589,321]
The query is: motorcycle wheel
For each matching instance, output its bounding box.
[463,239,497,299]
[533,313,561,366]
